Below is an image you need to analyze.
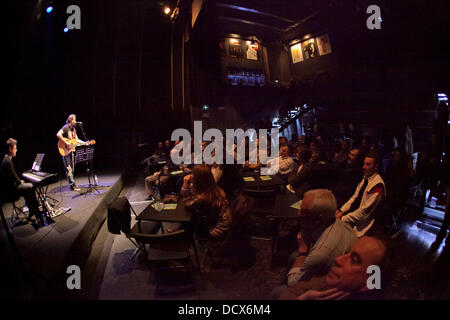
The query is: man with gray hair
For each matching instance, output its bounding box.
[284,189,357,287]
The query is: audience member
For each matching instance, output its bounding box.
[283,189,357,287]
[332,148,364,207]
[0,138,43,225]
[337,122,346,143]
[296,134,306,147]
[287,146,312,197]
[163,139,172,156]
[279,136,289,147]
[347,122,361,148]
[278,236,388,300]
[309,140,323,165]
[182,164,231,239]
[154,141,165,157]
[267,145,294,180]
[373,148,411,233]
[359,136,371,156]
[244,138,267,170]
[144,165,171,200]
[332,139,350,169]
[336,152,386,237]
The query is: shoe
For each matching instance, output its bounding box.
[70,185,81,191]
[26,213,36,222]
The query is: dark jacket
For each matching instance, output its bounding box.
[332,162,363,207]
[288,162,312,198]
[0,155,21,201]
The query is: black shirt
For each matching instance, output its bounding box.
[0,155,21,198]
[60,124,77,140]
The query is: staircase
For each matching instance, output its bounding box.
[275,104,315,133]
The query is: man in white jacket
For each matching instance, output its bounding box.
[336,153,385,237]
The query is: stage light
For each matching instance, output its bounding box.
[164,7,171,15]
[46,6,53,13]
[64,27,69,32]
[202,105,209,111]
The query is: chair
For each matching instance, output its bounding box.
[242,188,279,269]
[242,188,277,240]
[107,196,161,260]
[187,205,221,273]
[241,188,277,215]
[129,228,196,294]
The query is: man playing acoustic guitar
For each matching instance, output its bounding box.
[56,114,93,191]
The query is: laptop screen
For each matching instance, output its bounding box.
[32,153,45,171]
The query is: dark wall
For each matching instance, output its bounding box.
[282,0,450,109]
[266,43,291,85]
[189,0,221,122]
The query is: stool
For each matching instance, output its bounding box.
[8,196,27,226]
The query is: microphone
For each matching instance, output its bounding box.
[76,121,83,124]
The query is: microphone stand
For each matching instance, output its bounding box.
[77,123,103,196]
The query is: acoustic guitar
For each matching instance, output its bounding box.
[58,138,96,157]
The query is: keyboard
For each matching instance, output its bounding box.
[33,171,48,177]
[22,170,58,186]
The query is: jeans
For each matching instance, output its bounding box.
[62,153,75,187]
[145,174,170,196]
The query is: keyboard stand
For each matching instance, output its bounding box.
[35,185,70,220]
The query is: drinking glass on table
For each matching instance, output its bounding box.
[154,202,164,211]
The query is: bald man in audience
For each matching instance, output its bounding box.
[278,236,388,300]
[284,189,357,287]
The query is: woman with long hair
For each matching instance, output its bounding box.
[181,164,231,239]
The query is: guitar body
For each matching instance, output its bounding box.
[58,138,96,157]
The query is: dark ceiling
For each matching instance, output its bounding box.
[215,0,331,42]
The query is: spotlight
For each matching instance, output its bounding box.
[46,6,53,13]
[164,7,171,15]
[64,27,69,32]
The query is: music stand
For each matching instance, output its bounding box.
[75,145,101,195]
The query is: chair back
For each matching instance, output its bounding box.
[185,199,221,239]
[242,188,277,215]
[134,229,189,248]
[133,229,192,262]
[107,197,133,235]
